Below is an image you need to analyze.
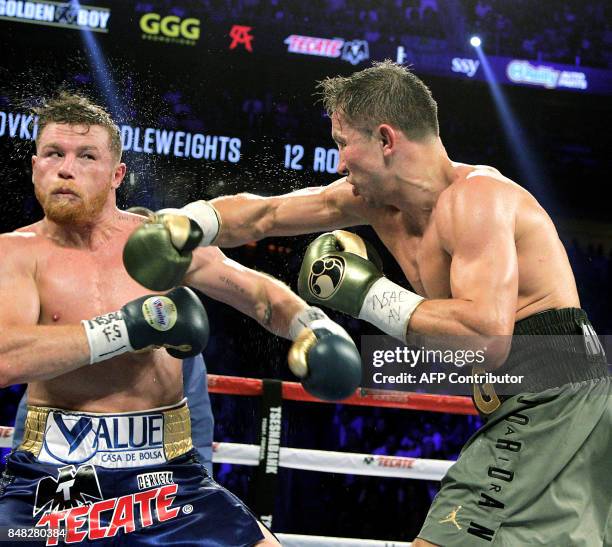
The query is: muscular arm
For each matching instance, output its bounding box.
[0,238,90,387]
[211,178,370,247]
[185,246,308,338]
[408,179,518,366]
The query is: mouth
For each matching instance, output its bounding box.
[52,188,79,198]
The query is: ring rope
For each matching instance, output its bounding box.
[208,374,477,414]
[212,442,453,481]
[0,432,453,481]
[275,533,412,546]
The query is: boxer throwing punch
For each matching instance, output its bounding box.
[127,61,611,546]
[0,92,360,545]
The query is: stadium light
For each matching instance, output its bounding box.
[470,36,482,48]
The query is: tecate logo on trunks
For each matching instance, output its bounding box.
[35,483,180,545]
[40,412,166,468]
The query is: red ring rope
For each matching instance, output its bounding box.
[207,375,477,415]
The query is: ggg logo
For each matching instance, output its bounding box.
[139,13,200,45]
[308,256,345,299]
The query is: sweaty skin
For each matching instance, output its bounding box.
[211,112,580,365]
[0,124,305,414]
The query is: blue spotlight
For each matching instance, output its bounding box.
[473,46,549,205]
[67,0,122,118]
[470,36,482,48]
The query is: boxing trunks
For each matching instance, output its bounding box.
[418,308,611,546]
[0,399,264,546]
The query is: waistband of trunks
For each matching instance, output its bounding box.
[472,308,610,417]
[19,399,192,469]
[498,307,608,391]
[513,307,596,336]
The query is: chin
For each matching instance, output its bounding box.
[41,192,110,225]
[44,202,89,225]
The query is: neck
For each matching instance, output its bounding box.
[390,137,455,214]
[42,204,122,249]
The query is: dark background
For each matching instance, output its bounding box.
[0,0,610,541]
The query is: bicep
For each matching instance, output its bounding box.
[212,178,368,238]
[318,177,372,228]
[450,233,518,310]
[271,177,371,233]
[447,187,518,334]
[0,244,39,327]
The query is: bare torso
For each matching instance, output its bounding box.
[363,165,580,321]
[4,214,183,412]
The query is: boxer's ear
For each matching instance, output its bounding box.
[378,124,396,156]
[112,163,127,189]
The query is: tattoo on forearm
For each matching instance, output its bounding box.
[262,302,272,326]
[220,275,246,295]
[220,274,272,327]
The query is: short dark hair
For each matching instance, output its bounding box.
[317,60,439,141]
[33,91,122,161]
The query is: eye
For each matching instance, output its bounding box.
[81,153,96,160]
[46,150,62,157]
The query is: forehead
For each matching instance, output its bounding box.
[331,112,351,134]
[331,112,366,141]
[38,123,111,149]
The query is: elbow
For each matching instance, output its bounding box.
[475,316,514,370]
[220,194,276,245]
[480,336,512,370]
[0,362,18,389]
[251,209,276,241]
[250,219,271,242]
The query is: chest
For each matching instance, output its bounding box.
[36,242,148,323]
[371,211,452,298]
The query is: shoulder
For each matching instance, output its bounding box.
[440,168,519,216]
[0,222,43,248]
[0,227,41,274]
[322,177,356,204]
[324,177,375,223]
[435,171,518,250]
